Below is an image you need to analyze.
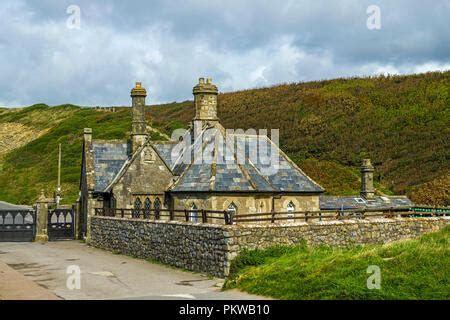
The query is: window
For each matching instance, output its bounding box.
[133,197,142,218]
[144,197,151,219]
[154,197,161,218]
[259,202,264,213]
[227,203,237,224]
[110,195,116,209]
[287,201,295,223]
[190,203,199,223]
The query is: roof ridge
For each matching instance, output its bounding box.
[222,132,259,190]
[230,132,276,191]
[170,126,215,191]
[102,139,149,192]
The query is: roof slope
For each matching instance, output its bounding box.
[152,142,179,169]
[92,141,130,192]
[320,195,413,210]
[169,126,324,193]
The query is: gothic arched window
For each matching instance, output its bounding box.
[154,197,161,219]
[227,202,237,224]
[133,197,142,218]
[227,202,237,214]
[190,203,199,223]
[287,201,295,223]
[144,197,151,219]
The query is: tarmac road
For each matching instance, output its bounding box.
[0,241,267,300]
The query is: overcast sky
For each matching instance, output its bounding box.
[1,0,449,107]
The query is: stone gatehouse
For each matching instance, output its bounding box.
[79,79,325,237]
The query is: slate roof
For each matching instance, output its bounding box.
[320,195,413,210]
[93,141,130,192]
[90,125,324,194]
[153,143,178,169]
[0,200,32,211]
[169,127,324,193]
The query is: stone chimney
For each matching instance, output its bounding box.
[83,128,95,192]
[192,77,219,139]
[130,82,147,153]
[360,159,375,199]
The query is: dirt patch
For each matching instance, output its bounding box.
[0,123,47,157]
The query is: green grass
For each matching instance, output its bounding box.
[224,226,450,300]
[0,105,133,204]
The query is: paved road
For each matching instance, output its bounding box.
[0,260,59,300]
[0,241,265,300]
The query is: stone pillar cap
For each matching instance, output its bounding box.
[193,77,218,94]
[131,82,147,97]
[361,158,374,170]
[36,189,55,203]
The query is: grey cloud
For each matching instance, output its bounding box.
[0,0,449,107]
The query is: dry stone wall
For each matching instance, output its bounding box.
[90,216,449,278]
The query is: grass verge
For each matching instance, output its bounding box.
[224,226,450,299]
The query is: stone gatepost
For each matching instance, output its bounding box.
[35,190,55,242]
[85,193,101,243]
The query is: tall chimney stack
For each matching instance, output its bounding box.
[130,82,147,153]
[360,159,375,199]
[192,77,219,139]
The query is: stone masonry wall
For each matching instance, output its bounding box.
[90,216,449,278]
[90,217,230,277]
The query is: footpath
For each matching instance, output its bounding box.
[0,260,60,300]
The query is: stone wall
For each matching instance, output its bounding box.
[90,217,230,277]
[172,193,320,214]
[90,216,449,278]
[112,144,173,209]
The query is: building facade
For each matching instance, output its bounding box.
[79,79,325,236]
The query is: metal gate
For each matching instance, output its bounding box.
[0,210,36,242]
[48,208,75,241]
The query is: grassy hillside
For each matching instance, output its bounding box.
[150,71,450,205]
[0,71,449,205]
[224,226,450,299]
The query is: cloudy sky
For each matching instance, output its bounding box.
[1,0,450,107]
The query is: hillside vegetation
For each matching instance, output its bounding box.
[0,71,449,205]
[224,226,450,299]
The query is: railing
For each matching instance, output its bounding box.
[95,208,232,224]
[410,206,450,214]
[95,206,450,226]
[234,206,450,224]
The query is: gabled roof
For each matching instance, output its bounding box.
[89,125,324,194]
[92,140,130,192]
[320,195,413,210]
[169,125,324,193]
